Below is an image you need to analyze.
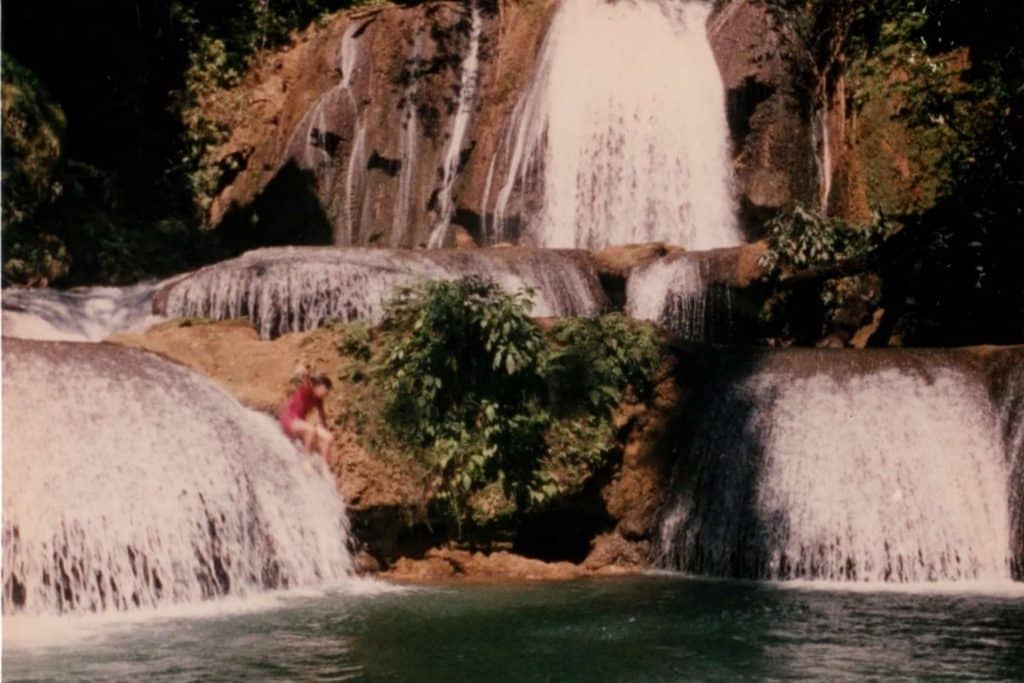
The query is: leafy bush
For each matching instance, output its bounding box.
[382,277,545,443]
[333,321,373,361]
[378,278,666,533]
[758,203,894,274]
[380,278,547,526]
[546,313,664,414]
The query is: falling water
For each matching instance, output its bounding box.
[486,0,741,249]
[625,252,732,342]
[158,247,608,339]
[428,2,484,248]
[2,281,170,342]
[285,20,367,244]
[391,35,424,247]
[658,349,1021,583]
[815,102,832,213]
[2,339,354,615]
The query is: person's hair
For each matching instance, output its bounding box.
[311,374,333,390]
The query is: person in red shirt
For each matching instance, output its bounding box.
[279,366,334,459]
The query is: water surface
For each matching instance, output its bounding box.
[6,576,1024,681]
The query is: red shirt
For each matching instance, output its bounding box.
[279,382,326,428]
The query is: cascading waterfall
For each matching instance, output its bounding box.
[2,339,354,615]
[158,247,608,339]
[625,252,732,342]
[485,0,741,249]
[286,20,367,244]
[428,1,484,248]
[815,101,832,213]
[340,20,368,245]
[391,35,424,247]
[2,281,171,342]
[989,351,1024,576]
[658,349,1022,583]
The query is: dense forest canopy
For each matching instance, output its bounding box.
[1,0,1021,343]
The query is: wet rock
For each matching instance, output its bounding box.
[709,0,818,234]
[582,533,651,572]
[385,548,586,583]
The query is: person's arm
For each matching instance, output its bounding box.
[317,401,328,428]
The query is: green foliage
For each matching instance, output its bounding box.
[768,0,1024,342]
[381,278,547,523]
[333,321,373,362]
[378,278,665,534]
[759,204,894,273]
[382,277,545,444]
[756,205,893,341]
[546,314,663,414]
[175,36,238,216]
[1,55,65,229]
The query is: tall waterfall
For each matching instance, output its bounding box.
[2,339,354,615]
[158,247,608,339]
[428,2,483,248]
[659,349,1022,583]
[2,281,169,342]
[485,0,741,249]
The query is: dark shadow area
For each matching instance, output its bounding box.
[349,507,446,569]
[980,348,1024,580]
[512,480,616,564]
[368,151,403,177]
[726,77,775,154]
[218,160,334,255]
[656,347,778,577]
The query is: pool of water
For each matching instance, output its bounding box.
[5,576,1024,681]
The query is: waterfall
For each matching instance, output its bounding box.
[625,252,732,343]
[815,102,832,213]
[658,349,1022,583]
[286,20,367,244]
[158,247,608,339]
[428,2,484,248]
[391,35,424,247]
[990,351,1024,576]
[2,339,354,615]
[485,0,741,249]
[2,281,169,342]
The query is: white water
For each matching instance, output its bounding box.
[486,0,741,249]
[2,339,354,616]
[391,35,424,247]
[626,253,732,342]
[159,247,607,338]
[286,20,366,244]
[816,101,832,213]
[428,2,484,248]
[659,351,1018,582]
[2,281,169,342]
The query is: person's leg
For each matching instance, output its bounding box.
[288,419,316,453]
[314,426,334,459]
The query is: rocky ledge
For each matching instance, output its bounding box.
[111,316,689,580]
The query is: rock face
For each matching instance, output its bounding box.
[209,1,557,250]
[708,0,819,232]
[206,0,821,250]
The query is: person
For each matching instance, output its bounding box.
[279,365,334,459]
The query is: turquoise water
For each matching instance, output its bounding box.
[5,576,1024,681]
